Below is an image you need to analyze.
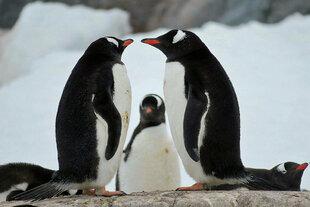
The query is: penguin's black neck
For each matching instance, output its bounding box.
[123,120,165,162]
[80,51,122,69]
[137,120,165,130]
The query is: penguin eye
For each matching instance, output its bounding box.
[106,37,119,47]
[172,30,186,44]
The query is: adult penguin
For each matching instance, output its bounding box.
[13,36,133,200]
[212,162,308,191]
[247,162,308,191]
[142,30,286,190]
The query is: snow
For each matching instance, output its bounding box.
[0,2,131,85]
[0,3,309,191]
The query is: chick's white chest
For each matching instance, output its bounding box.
[119,124,180,193]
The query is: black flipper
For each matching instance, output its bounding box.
[6,190,25,201]
[93,89,122,160]
[183,86,208,162]
[11,182,66,201]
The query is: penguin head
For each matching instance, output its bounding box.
[141,29,204,59]
[139,94,165,124]
[85,37,133,59]
[270,162,308,190]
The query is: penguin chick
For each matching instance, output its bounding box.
[116,94,180,193]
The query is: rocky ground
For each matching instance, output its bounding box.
[1,190,310,207]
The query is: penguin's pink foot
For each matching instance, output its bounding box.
[83,189,96,195]
[176,183,206,191]
[96,187,126,197]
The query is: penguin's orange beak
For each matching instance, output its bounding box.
[123,39,133,46]
[141,38,160,45]
[146,108,152,114]
[296,163,308,170]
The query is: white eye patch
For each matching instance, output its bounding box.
[106,37,119,47]
[277,163,287,174]
[151,94,163,108]
[172,30,186,44]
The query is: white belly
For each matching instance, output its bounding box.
[89,63,131,188]
[164,61,211,183]
[118,123,180,193]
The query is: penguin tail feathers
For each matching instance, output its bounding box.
[243,172,288,191]
[11,182,67,201]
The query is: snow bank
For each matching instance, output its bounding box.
[0,13,309,191]
[0,2,131,85]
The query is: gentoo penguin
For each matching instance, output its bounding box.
[116,94,180,193]
[211,162,309,191]
[142,30,286,190]
[0,163,82,201]
[247,162,308,191]
[13,36,133,200]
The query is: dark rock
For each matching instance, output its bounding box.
[146,0,310,30]
[0,0,310,32]
[0,0,35,28]
[219,0,310,25]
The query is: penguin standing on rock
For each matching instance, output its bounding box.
[116,94,180,193]
[142,30,286,190]
[13,36,133,201]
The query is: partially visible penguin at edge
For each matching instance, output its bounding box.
[247,162,309,191]
[211,162,308,191]
[116,94,180,193]
[0,163,82,202]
